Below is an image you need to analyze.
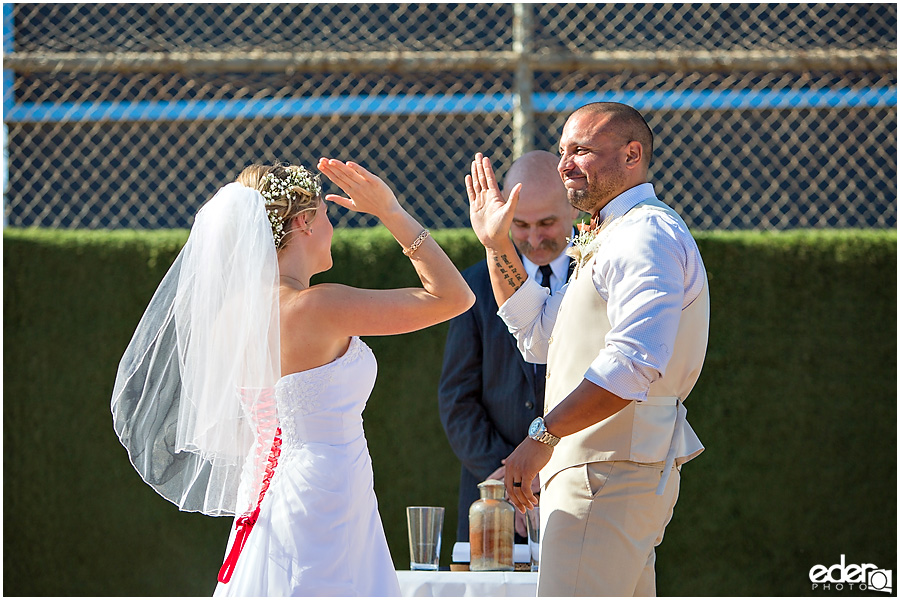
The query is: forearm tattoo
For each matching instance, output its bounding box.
[493,253,525,290]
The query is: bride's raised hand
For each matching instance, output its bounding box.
[317,158,402,219]
[467,153,522,250]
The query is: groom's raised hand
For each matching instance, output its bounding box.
[466,153,530,308]
[466,153,522,251]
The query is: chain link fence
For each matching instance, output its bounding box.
[3,3,896,230]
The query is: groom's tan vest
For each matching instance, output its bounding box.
[543,203,708,484]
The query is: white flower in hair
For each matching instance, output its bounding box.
[260,169,322,203]
[267,209,286,248]
[260,168,322,248]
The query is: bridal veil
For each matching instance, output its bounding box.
[111,182,281,517]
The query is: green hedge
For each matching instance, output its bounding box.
[3,228,896,596]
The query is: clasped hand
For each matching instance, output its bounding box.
[501,438,553,514]
[487,463,542,537]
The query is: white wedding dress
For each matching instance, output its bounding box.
[214,336,401,596]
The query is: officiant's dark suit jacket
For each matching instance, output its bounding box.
[439,258,565,543]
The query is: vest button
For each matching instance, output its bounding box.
[545,371,551,379]
[525,401,534,410]
[548,336,553,344]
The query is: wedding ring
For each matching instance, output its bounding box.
[512,481,522,488]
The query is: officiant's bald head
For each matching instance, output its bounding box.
[503,151,579,267]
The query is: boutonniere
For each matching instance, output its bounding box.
[566,215,610,274]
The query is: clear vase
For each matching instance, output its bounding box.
[468,479,515,571]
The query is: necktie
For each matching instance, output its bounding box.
[538,264,553,289]
[533,265,554,413]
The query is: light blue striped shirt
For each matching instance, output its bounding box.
[497,183,707,402]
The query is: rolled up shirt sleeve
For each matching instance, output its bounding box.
[499,193,704,403]
[584,214,691,402]
[497,276,567,365]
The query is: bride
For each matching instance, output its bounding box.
[111,159,474,596]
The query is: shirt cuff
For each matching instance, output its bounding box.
[583,351,650,403]
[497,277,550,329]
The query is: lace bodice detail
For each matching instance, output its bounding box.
[274,337,376,447]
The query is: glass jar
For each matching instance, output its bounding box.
[468,478,515,571]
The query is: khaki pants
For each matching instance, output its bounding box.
[537,461,681,597]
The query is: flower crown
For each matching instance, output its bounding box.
[260,168,322,249]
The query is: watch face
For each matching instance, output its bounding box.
[529,418,542,437]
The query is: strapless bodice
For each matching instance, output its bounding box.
[275,336,377,447]
[217,337,400,597]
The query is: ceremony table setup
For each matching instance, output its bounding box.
[396,570,538,597]
[401,507,540,597]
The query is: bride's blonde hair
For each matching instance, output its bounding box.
[237,164,323,250]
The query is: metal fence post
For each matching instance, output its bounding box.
[512,3,534,159]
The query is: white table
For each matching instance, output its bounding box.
[397,570,538,597]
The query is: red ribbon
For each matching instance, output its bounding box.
[217,428,282,584]
[217,508,260,583]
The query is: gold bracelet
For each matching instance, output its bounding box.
[402,229,430,257]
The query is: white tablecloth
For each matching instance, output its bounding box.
[397,570,538,597]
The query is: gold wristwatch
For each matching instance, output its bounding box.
[528,417,560,447]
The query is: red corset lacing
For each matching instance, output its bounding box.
[217,427,283,584]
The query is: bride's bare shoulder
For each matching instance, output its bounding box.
[280,283,357,320]
[279,285,354,368]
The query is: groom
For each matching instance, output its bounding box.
[466,102,709,596]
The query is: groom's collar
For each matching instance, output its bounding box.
[597,183,657,222]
